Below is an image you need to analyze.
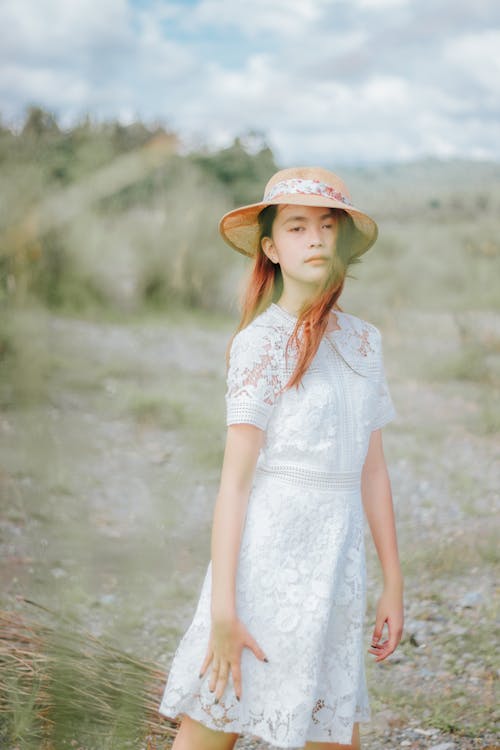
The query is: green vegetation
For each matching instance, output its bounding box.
[401,527,498,578]
[367,599,499,740]
[0,107,277,316]
[0,603,175,749]
[1,105,499,749]
[1,106,499,321]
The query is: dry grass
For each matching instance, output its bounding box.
[0,598,178,749]
[401,527,498,579]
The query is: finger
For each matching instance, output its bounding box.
[214,662,230,702]
[372,638,395,661]
[199,647,213,678]
[368,636,389,656]
[388,621,404,649]
[208,656,220,693]
[245,632,268,662]
[371,618,386,645]
[383,626,403,657]
[369,647,388,661]
[375,647,392,662]
[231,662,242,701]
[385,628,399,654]
[368,637,385,651]
[382,617,403,654]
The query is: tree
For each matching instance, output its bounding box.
[21,106,60,138]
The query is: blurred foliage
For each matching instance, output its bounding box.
[0,602,176,749]
[0,110,498,750]
[0,104,500,322]
[192,131,277,206]
[0,107,278,316]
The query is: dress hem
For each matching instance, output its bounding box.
[158,703,372,749]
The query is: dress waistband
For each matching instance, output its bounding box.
[254,464,361,491]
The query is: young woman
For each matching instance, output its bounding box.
[158,166,404,750]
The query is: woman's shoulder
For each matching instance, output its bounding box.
[339,310,382,341]
[231,306,291,347]
[230,306,384,359]
[227,308,294,378]
[330,310,384,377]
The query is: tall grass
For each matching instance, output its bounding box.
[1,118,499,319]
[1,158,241,315]
[0,599,177,750]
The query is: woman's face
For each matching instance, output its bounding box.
[261,204,339,291]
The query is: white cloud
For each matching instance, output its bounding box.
[165,56,462,164]
[443,30,500,97]
[0,0,498,163]
[181,0,328,36]
[133,10,197,80]
[356,0,410,8]
[0,0,198,124]
[0,63,91,106]
[0,0,134,65]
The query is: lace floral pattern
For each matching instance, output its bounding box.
[263,177,354,207]
[371,349,397,431]
[225,326,284,431]
[159,303,398,748]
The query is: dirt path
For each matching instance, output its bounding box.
[1,308,498,749]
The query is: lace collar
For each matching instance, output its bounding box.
[266,303,379,378]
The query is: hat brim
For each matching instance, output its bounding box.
[219,194,378,260]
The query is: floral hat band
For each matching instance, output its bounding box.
[219,166,378,260]
[263,178,354,207]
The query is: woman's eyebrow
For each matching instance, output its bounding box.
[282,213,333,224]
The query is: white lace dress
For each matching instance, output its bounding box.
[158,302,397,748]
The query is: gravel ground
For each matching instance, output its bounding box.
[1,309,498,750]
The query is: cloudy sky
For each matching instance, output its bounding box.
[1,0,499,165]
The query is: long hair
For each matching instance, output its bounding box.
[225,205,363,391]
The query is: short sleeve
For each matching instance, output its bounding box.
[371,340,397,431]
[225,327,278,431]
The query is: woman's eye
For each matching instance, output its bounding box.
[323,223,334,229]
[290,226,304,232]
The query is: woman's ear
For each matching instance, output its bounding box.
[261,236,278,264]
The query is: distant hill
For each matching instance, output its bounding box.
[0,107,498,315]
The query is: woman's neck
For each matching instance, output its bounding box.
[276,297,342,317]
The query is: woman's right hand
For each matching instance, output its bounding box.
[198,615,268,703]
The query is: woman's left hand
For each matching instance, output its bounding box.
[368,581,404,662]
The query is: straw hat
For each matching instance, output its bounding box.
[219,166,378,260]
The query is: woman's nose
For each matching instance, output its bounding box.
[308,228,323,247]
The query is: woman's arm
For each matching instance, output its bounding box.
[361,428,402,586]
[210,423,264,620]
[361,428,404,661]
[199,422,269,702]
